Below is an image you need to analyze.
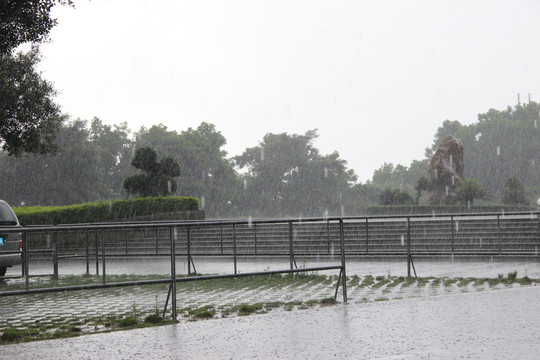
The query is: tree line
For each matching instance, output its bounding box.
[1,1,538,217]
[1,104,538,218]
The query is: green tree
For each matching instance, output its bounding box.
[428,103,540,204]
[0,119,123,206]
[415,176,429,204]
[235,130,357,217]
[123,147,180,197]
[455,179,491,205]
[501,177,528,205]
[0,0,73,55]
[133,123,239,217]
[378,188,413,206]
[370,160,429,196]
[0,47,63,155]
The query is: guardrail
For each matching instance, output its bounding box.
[0,217,349,319]
[20,211,537,260]
[1,211,538,317]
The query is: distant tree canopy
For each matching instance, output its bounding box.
[235,130,358,217]
[378,188,414,206]
[501,177,528,205]
[455,179,491,205]
[123,147,181,197]
[370,102,540,206]
[0,102,537,216]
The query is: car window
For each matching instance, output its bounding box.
[0,202,18,225]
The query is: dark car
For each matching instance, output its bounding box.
[0,200,22,276]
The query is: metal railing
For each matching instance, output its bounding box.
[0,217,349,319]
[1,211,539,317]
[17,212,539,262]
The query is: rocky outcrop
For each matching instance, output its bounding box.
[428,135,464,205]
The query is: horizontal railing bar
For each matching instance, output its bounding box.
[0,265,342,297]
[1,211,537,234]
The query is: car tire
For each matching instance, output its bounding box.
[0,267,7,277]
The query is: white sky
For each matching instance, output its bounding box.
[36,0,540,182]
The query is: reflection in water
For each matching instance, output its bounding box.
[2,286,539,359]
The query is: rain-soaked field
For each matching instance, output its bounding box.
[1,258,539,359]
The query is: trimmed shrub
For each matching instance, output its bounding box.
[13,197,201,225]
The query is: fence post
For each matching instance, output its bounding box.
[233,224,237,274]
[95,231,99,275]
[102,231,106,285]
[187,228,192,275]
[407,217,411,278]
[86,230,90,275]
[327,220,330,255]
[289,222,294,270]
[220,223,223,255]
[254,223,257,254]
[497,214,502,254]
[23,231,29,291]
[170,226,177,320]
[339,219,348,303]
[53,231,58,280]
[365,218,369,254]
[450,215,455,255]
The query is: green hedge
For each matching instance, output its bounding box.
[13,197,200,226]
[365,205,536,216]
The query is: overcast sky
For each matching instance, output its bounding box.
[36,0,540,182]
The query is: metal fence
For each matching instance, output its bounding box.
[0,217,349,319]
[1,211,539,317]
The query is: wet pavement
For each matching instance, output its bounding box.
[1,285,539,359]
[1,258,539,358]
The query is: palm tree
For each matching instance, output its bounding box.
[455,179,491,205]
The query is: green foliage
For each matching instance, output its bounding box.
[415,176,429,204]
[235,129,357,217]
[501,177,528,205]
[429,103,540,203]
[0,118,133,206]
[13,197,200,225]
[364,204,531,215]
[0,328,26,342]
[0,46,63,156]
[123,147,181,197]
[118,316,138,328]
[455,179,491,205]
[0,0,73,55]
[379,188,414,205]
[134,123,239,217]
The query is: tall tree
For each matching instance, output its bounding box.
[133,123,239,217]
[0,47,63,155]
[501,177,528,205]
[0,1,73,156]
[235,130,357,217]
